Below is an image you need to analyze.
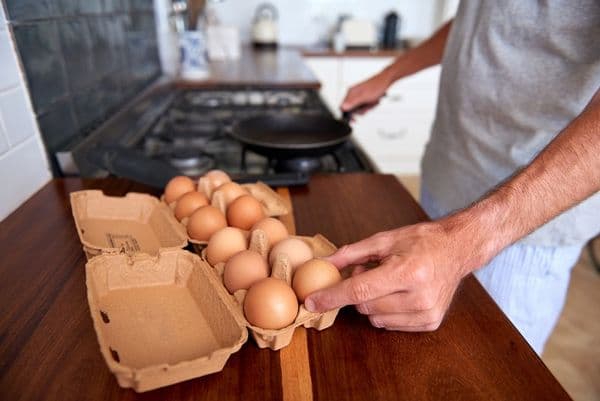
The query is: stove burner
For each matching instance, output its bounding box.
[266,91,307,106]
[167,148,215,174]
[273,157,323,174]
[181,89,311,109]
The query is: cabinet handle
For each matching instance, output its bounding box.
[386,94,403,102]
[377,128,407,140]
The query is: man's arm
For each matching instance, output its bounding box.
[448,88,600,270]
[305,88,600,331]
[341,21,453,113]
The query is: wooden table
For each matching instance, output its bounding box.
[0,174,570,401]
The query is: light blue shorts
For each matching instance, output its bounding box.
[420,185,582,354]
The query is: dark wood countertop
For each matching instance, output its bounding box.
[175,47,321,89]
[0,174,569,401]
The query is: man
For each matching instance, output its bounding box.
[304,1,600,354]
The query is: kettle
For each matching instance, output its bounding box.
[381,11,401,49]
[252,3,278,48]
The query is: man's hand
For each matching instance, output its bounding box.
[307,85,600,333]
[340,20,453,116]
[340,71,392,116]
[305,222,472,331]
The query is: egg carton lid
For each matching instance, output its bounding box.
[70,190,188,259]
[86,248,249,392]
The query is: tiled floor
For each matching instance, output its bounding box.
[396,175,600,401]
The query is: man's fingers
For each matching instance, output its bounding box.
[368,312,443,332]
[341,99,356,111]
[305,264,400,313]
[351,265,367,277]
[355,290,436,315]
[325,234,390,270]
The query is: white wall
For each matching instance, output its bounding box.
[0,5,52,221]
[207,0,442,45]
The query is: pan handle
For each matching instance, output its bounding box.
[341,98,385,123]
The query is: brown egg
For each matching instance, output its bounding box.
[223,250,269,293]
[251,217,289,250]
[187,206,227,241]
[206,227,247,265]
[244,277,298,329]
[292,259,342,302]
[269,238,313,270]
[164,176,195,204]
[203,170,231,196]
[215,182,248,206]
[227,195,266,230]
[174,191,209,221]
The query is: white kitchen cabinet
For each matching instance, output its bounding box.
[305,56,440,175]
[303,57,342,117]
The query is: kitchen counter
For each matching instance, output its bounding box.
[301,46,406,58]
[0,174,569,401]
[175,47,321,89]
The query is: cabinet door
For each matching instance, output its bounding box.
[342,58,440,174]
[351,109,433,174]
[304,57,342,117]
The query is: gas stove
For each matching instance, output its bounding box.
[139,88,372,178]
[61,83,374,188]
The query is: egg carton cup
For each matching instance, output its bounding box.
[205,233,340,350]
[85,249,249,392]
[70,190,189,260]
[164,181,289,246]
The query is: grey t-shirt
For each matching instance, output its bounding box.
[421,0,600,246]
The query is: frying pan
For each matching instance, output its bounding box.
[229,106,368,160]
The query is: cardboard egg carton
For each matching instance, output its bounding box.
[206,233,340,350]
[71,188,342,391]
[70,190,188,259]
[70,182,290,256]
[85,235,340,392]
[168,181,290,246]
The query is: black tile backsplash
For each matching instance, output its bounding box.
[37,98,80,151]
[12,21,68,112]
[58,19,94,91]
[4,0,160,175]
[5,0,58,21]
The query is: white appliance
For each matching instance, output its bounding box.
[251,3,278,47]
[206,25,241,60]
[340,18,377,48]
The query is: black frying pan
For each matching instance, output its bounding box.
[229,105,370,160]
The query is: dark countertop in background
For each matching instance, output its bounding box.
[174,46,407,89]
[175,47,321,89]
[301,46,406,58]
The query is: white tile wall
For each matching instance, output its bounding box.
[0,86,37,146]
[0,137,51,219]
[0,28,20,89]
[0,117,9,154]
[0,20,51,221]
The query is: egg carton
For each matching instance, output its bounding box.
[85,236,340,392]
[203,233,340,350]
[166,181,290,246]
[70,190,189,260]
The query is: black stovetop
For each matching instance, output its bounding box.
[139,88,373,177]
[63,84,374,187]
